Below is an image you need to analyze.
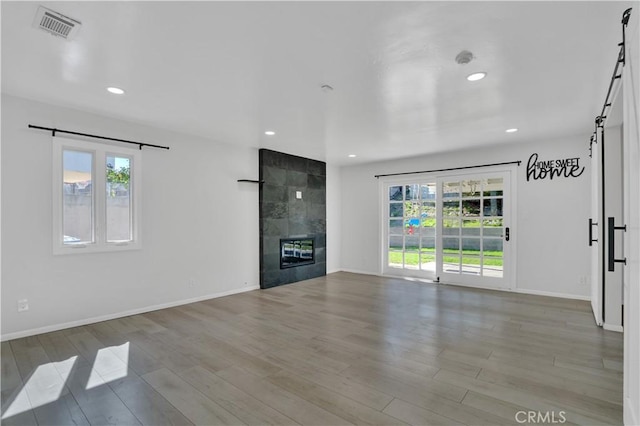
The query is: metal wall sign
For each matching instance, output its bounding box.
[526,153,585,181]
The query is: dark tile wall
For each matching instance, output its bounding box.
[259,149,326,289]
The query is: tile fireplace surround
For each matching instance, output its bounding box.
[258,149,326,289]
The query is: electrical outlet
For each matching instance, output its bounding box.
[17,299,29,312]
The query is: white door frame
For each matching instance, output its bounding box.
[590,132,604,326]
[623,15,639,426]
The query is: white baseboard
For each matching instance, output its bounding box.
[439,280,512,293]
[603,323,624,333]
[591,303,603,327]
[381,273,440,284]
[0,285,260,342]
[337,268,380,276]
[513,288,591,301]
[624,396,638,426]
[332,270,591,301]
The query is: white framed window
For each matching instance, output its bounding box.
[52,137,142,254]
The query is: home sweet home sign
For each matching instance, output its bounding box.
[526,153,585,182]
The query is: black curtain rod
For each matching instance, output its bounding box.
[28,125,170,151]
[374,160,521,179]
[589,7,632,158]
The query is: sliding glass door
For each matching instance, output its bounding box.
[383,170,513,289]
[386,182,437,278]
[438,172,511,289]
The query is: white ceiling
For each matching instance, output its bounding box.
[1,1,634,165]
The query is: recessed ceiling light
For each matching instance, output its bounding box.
[505,128,519,133]
[106,87,125,95]
[348,154,357,158]
[264,130,275,136]
[466,72,486,82]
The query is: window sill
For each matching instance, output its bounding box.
[53,241,142,255]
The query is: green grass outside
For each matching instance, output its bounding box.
[389,249,503,267]
[417,219,502,227]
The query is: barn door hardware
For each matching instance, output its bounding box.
[589,219,598,246]
[608,217,627,271]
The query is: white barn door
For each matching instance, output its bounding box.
[623,14,639,426]
[590,134,603,326]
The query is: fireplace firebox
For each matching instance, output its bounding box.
[280,238,315,269]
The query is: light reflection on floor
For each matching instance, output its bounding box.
[1,342,130,419]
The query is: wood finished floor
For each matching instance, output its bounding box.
[1,272,623,426]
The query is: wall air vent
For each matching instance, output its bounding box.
[33,6,81,40]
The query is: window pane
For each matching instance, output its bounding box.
[388,250,403,268]
[461,255,481,275]
[443,200,460,217]
[443,219,460,236]
[404,201,420,218]
[421,203,436,236]
[405,236,420,251]
[404,219,420,235]
[421,184,436,200]
[421,226,435,237]
[106,155,132,242]
[63,150,93,244]
[483,237,504,277]
[462,219,481,236]
[462,199,481,217]
[483,178,504,197]
[483,242,504,278]
[483,219,503,237]
[390,203,403,218]
[443,237,460,251]
[421,237,435,252]
[483,238,503,255]
[483,198,503,217]
[443,255,461,273]
[404,237,419,270]
[462,180,481,198]
[421,251,436,272]
[405,184,419,200]
[389,235,403,260]
[421,202,436,221]
[389,186,403,201]
[389,219,403,235]
[462,238,481,253]
[443,181,460,198]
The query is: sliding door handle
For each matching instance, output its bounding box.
[608,217,627,272]
[589,218,598,246]
[505,227,510,242]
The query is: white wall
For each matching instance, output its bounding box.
[0,94,267,339]
[339,135,592,299]
[0,92,589,338]
[326,164,342,273]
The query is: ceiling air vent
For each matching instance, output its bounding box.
[33,6,81,40]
